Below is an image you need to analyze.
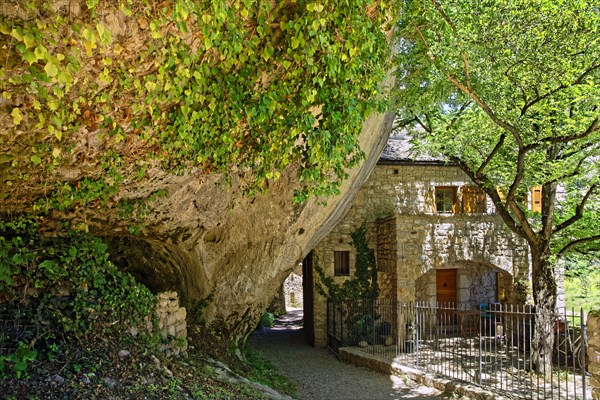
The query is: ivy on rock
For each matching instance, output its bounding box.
[0,0,396,210]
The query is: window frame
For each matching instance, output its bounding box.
[435,186,458,215]
[333,250,350,276]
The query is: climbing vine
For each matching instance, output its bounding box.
[315,225,378,301]
[0,0,396,211]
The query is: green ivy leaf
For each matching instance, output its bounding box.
[31,155,42,165]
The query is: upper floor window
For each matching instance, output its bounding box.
[435,186,457,214]
[462,186,486,213]
[334,251,350,276]
[531,186,542,213]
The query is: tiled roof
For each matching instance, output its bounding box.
[379,132,442,163]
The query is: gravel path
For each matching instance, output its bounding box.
[249,309,445,400]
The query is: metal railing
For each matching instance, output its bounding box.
[327,299,589,399]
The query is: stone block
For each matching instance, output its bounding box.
[167,314,179,327]
[168,325,176,337]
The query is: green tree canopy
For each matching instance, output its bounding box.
[393,0,600,372]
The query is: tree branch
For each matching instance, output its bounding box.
[414,115,432,133]
[430,0,472,90]
[558,234,600,257]
[392,115,418,131]
[447,155,534,241]
[547,157,585,185]
[520,63,600,116]
[446,100,472,131]
[553,183,598,233]
[476,133,505,179]
[542,117,599,145]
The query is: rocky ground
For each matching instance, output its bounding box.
[249,308,447,400]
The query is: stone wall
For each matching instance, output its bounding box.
[414,262,512,307]
[155,291,188,355]
[588,312,600,399]
[283,271,303,309]
[310,163,530,347]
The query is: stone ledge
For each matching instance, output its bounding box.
[391,362,505,400]
[338,347,506,400]
[338,347,392,374]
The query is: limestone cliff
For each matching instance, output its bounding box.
[0,0,395,349]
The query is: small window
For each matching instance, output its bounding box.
[435,186,457,214]
[462,186,486,213]
[334,251,350,276]
[531,186,542,213]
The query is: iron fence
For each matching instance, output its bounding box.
[327,299,589,399]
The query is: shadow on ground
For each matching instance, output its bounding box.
[249,309,446,400]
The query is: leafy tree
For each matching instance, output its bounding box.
[393,0,600,372]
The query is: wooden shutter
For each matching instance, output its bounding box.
[462,186,486,213]
[531,186,542,213]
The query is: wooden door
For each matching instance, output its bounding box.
[302,252,315,346]
[436,269,457,325]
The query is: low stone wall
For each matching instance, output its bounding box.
[156,291,188,355]
[588,312,600,400]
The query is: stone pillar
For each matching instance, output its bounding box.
[588,312,600,400]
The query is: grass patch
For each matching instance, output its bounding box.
[564,266,600,313]
[243,348,297,397]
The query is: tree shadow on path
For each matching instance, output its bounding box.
[250,309,448,400]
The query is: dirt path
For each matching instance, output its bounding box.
[249,309,445,400]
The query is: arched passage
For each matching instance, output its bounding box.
[415,260,513,307]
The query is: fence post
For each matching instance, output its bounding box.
[588,311,600,400]
[582,308,587,400]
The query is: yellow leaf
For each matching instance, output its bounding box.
[53,127,62,141]
[23,34,35,49]
[11,28,23,41]
[44,62,58,77]
[47,99,59,111]
[11,108,23,125]
[52,148,61,158]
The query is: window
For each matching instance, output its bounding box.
[334,251,350,276]
[531,186,542,213]
[462,186,486,213]
[435,186,457,214]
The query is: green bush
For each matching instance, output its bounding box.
[0,216,156,378]
[259,312,275,328]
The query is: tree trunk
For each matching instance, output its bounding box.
[531,246,557,374]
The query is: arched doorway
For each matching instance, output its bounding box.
[416,261,513,307]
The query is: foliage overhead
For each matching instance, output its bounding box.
[0,0,395,212]
[393,0,600,372]
[394,0,600,260]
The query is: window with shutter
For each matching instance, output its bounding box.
[531,186,542,213]
[334,251,350,276]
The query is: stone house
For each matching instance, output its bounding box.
[306,134,532,348]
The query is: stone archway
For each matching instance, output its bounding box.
[415,261,513,307]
